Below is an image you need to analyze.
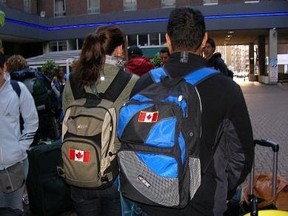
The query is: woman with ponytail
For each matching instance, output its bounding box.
[62,25,139,216]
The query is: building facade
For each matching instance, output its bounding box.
[0,0,287,81]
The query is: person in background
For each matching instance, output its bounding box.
[62,25,138,216]
[202,37,233,78]
[6,55,58,144]
[130,7,254,216]
[159,47,170,66]
[125,45,154,76]
[51,67,65,120]
[0,52,38,212]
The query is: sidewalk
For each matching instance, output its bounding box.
[235,78,288,179]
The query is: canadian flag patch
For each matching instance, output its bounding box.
[69,148,90,163]
[138,111,159,123]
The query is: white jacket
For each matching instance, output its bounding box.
[0,72,38,169]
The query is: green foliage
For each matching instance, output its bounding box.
[41,60,57,79]
[151,53,161,67]
[0,11,5,27]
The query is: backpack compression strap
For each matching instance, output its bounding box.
[69,69,132,102]
[150,67,219,86]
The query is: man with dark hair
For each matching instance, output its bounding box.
[130,7,254,216]
[203,37,233,78]
[159,47,170,66]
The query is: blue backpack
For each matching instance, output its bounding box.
[117,67,219,208]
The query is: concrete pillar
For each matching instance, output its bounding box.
[248,43,255,81]
[258,35,266,76]
[268,28,278,84]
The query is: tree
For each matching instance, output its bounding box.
[41,60,57,79]
[151,53,161,67]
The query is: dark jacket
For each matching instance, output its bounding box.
[208,52,231,77]
[126,56,154,76]
[131,52,254,216]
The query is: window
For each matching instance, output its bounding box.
[128,35,137,47]
[54,0,66,17]
[49,41,58,52]
[49,40,67,52]
[244,0,260,3]
[78,39,84,49]
[160,33,166,46]
[139,34,148,46]
[149,33,160,46]
[68,39,77,50]
[58,40,67,51]
[123,0,137,11]
[87,0,100,14]
[161,0,175,8]
[203,0,218,6]
[23,0,31,13]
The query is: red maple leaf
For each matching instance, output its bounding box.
[76,152,83,159]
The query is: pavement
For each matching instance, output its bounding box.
[234,77,288,180]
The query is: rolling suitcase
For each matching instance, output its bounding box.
[26,139,73,216]
[244,139,288,216]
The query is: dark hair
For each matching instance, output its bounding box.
[0,52,5,68]
[128,45,143,59]
[160,47,170,56]
[74,33,105,87]
[206,37,216,49]
[166,7,206,52]
[95,25,127,59]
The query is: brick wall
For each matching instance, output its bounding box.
[38,0,54,17]
[101,0,123,14]
[66,0,86,16]
[5,0,23,11]
[138,0,161,10]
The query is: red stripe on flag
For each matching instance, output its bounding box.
[83,151,90,163]
[69,148,75,160]
[151,112,159,122]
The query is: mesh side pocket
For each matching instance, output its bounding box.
[118,151,180,207]
[189,157,201,199]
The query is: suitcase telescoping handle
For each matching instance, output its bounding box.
[249,139,280,216]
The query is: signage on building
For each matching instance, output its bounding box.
[269,58,278,83]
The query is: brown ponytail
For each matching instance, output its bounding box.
[74,33,105,87]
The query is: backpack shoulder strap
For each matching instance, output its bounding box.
[10,80,21,98]
[69,69,132,102]
[149,67,219,85]
[185,67,219,86]
[101,69,132,102]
